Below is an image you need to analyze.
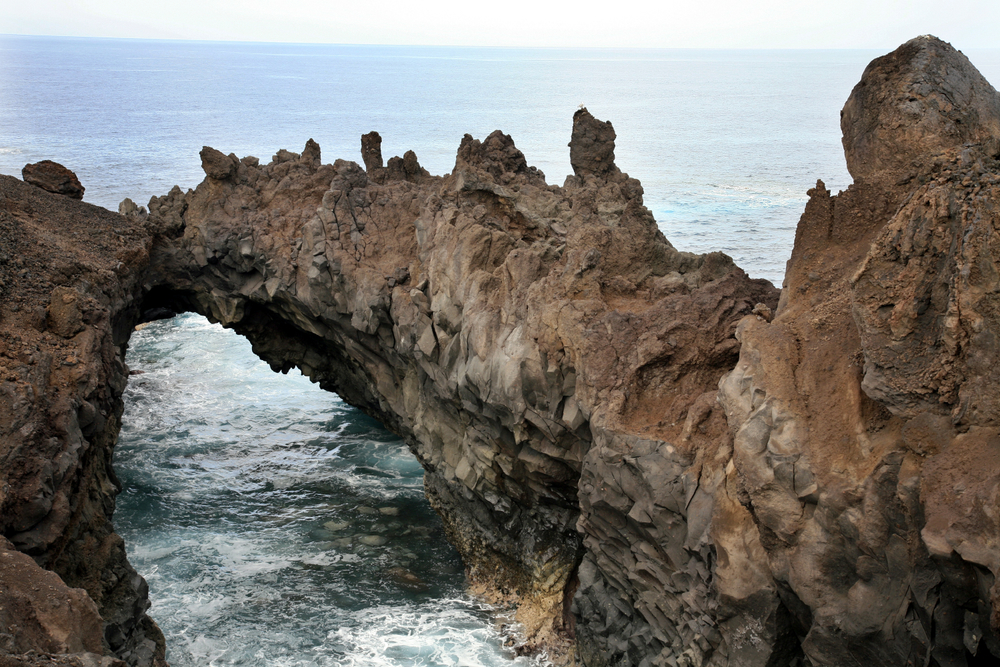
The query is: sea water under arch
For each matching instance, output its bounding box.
[115,313,546,667]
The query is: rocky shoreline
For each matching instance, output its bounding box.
[2,35,1000,667]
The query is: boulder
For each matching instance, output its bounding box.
[199,145,237,180]
[841,35,1000,185]
[21,160,84,199]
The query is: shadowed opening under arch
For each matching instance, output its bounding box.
[115,312,538,666]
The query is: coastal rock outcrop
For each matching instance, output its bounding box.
[716,35,1000,666]
[4,33,1000,667]
[21,161,85,200]
[841,36,1000,187]
[0,176,165,666]
[138,117,777,657]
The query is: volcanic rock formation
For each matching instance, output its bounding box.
[0,177,163,666]
[715,36,1000,666]
[135,107,777,658]
[3,34,1000,667]
[21,161,85,200]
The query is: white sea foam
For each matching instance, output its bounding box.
[330,600,550,667]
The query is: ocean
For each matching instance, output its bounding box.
[3,34,999,667]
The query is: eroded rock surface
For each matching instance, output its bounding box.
[841,35,1000,186]
[138,122,776,658]
[5,33,1000,667]
[21,161,85,200]
[717,35,1000,666]
[0,176,165,666]
[0,536,123,666]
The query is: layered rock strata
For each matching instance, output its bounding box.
[4,34,1000,667]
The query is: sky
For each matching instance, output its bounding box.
[1,0,998,49]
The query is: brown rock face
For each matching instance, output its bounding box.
[0,536,120,665]
[717,35,1000,666]
[841,35,1000,185]
[21,160,85,200]
[0,176,165,667]
[199,146,238,180]
[569,107,619,179]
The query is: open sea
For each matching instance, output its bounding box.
[3,34,999,667]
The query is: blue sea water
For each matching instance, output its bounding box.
[3,34,1000,667]
[2,35,890,284]
[117,316,530,667]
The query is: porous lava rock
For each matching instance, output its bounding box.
[568,107,619,179]
[21,161,85,200]
[717,35,1000,666]
[138,121,776,661]
[199,146,238,181]
[361,130,384,172]
[5,34,1000,667]
[0,176,165,667]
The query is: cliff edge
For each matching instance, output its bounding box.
[717,35,1000,666]
[3,34,1000,667]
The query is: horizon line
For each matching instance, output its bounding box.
[6,31,989,52]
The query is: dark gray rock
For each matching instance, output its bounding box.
[361,131,384,171]
[569,107,619,179]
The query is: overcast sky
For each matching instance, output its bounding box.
[2,0,998,49]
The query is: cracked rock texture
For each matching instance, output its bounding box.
[138,113,776,660]
[716,35,1000,667]
[0,176,165,666]
[4,34,1000,667]
[20,161,85,201]
[0,536,124,667]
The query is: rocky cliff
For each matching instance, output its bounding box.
[0,176,164,666]
[136,110,777,659]
[3,34,1000,667]
[715,36,1000,666]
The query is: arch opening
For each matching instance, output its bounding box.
[117,312,541,666]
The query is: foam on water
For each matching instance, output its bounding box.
[330,600,544,667]
[117,314,543,666]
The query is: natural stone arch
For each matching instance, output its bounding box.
[8,37,1000,667]
[132,114,775,658]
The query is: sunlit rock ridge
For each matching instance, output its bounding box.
[2,34,1000,667]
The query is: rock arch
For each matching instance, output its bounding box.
[133,114,775,659]
[8,38,1000,666]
